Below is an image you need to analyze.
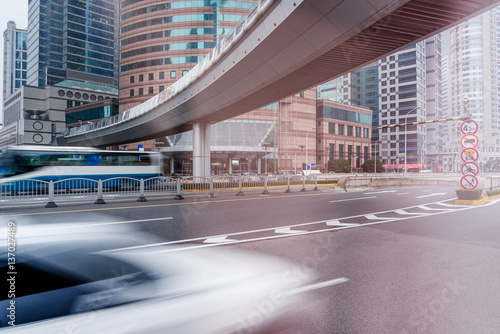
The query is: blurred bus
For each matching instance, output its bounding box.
[0,146,163,192]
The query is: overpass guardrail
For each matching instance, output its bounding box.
[338,173,500,192]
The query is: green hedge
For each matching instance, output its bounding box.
[455,188,483,200]
[486,189,500,197]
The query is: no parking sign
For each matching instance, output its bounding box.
[460,120,479,191]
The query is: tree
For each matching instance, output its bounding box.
[361,158,384,173]
[328,158,352,173]
[483,158,500,172]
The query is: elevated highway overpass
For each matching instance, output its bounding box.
[65,0,500,177]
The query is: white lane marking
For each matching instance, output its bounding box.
[365,214,396,220]
[45,217,174,229]
[395,209,427,215]
[287,277,349,296]
[418,205,451,211]
[329,196,376,203]
[416,193,447,199]
[363,190,398,194]
[275,227,307,234]
[397,192,411,195]
[102,197,472,254]
[203,236,237,243]
[325,220,360,226]
[435,202,469,208]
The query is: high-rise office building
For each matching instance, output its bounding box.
[119,0,255,113]
[26,0,119,88]
[318,40,439,171]
[425,34,445,170]
[3,21,27,101]
[377,42,428,170]
[444,7,500,170]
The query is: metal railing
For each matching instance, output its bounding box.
[66,0,274,138]
[0,174,335,208]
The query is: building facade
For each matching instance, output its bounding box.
[2,21,28,106]
[118,0,257,151]
[317,100,372,171]
[26,0,119,88]
[444,7,500,171]
[0,82,118,149]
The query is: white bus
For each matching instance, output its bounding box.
[0,146,163,191]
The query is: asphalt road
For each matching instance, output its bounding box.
[2,185,500,333]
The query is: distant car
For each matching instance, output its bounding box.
[242,173,260,181]
[419,169,432,173]
[0,221,315,333]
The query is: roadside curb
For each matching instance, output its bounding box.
[455,194,500,206]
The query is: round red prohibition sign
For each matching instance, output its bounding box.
[461,148,479,163]
[461,162,479,176]
[461,119,479,135]
[460,133,479,149]
[461,175,478,190]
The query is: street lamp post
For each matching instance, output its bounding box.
[404,106,421,174]
[374,139,380,174]
[324,146,330,173]
[297,144,305,173]
[305,127,315,173]
[261,142,270,174]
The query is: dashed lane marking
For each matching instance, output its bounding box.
[101,198,478,254]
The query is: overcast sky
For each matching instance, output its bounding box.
[1,1,29,123]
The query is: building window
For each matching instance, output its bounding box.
[338,124,344,135]
[329,143,334,160]
[364,128,369,138]
[347,126,353,136]
[149,73,154,80]
[130,76,134,83]
[299,91,304,98]
[356,127,361,137]
[159,72,165,79]
[139,88,143,95]
[130,89,134,97]
[67,100,73,108]
[139,74,144,82]
[329,123,335,134]
[148,87,154,94]
[170,71,176,79]
[159,86,165,92]
[182,70,188,76]
[339,144,344,159]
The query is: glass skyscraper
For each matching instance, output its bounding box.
[444,7,500,170]
[2,21,27,100]
[26,0,119,88]
[119,0,256,113]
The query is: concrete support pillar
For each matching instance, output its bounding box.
[170,157,175,175]
[228,157,233,175]
[193,122,211,179]
[257,157,262,174]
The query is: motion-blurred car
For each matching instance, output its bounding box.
[1,222,316,333]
